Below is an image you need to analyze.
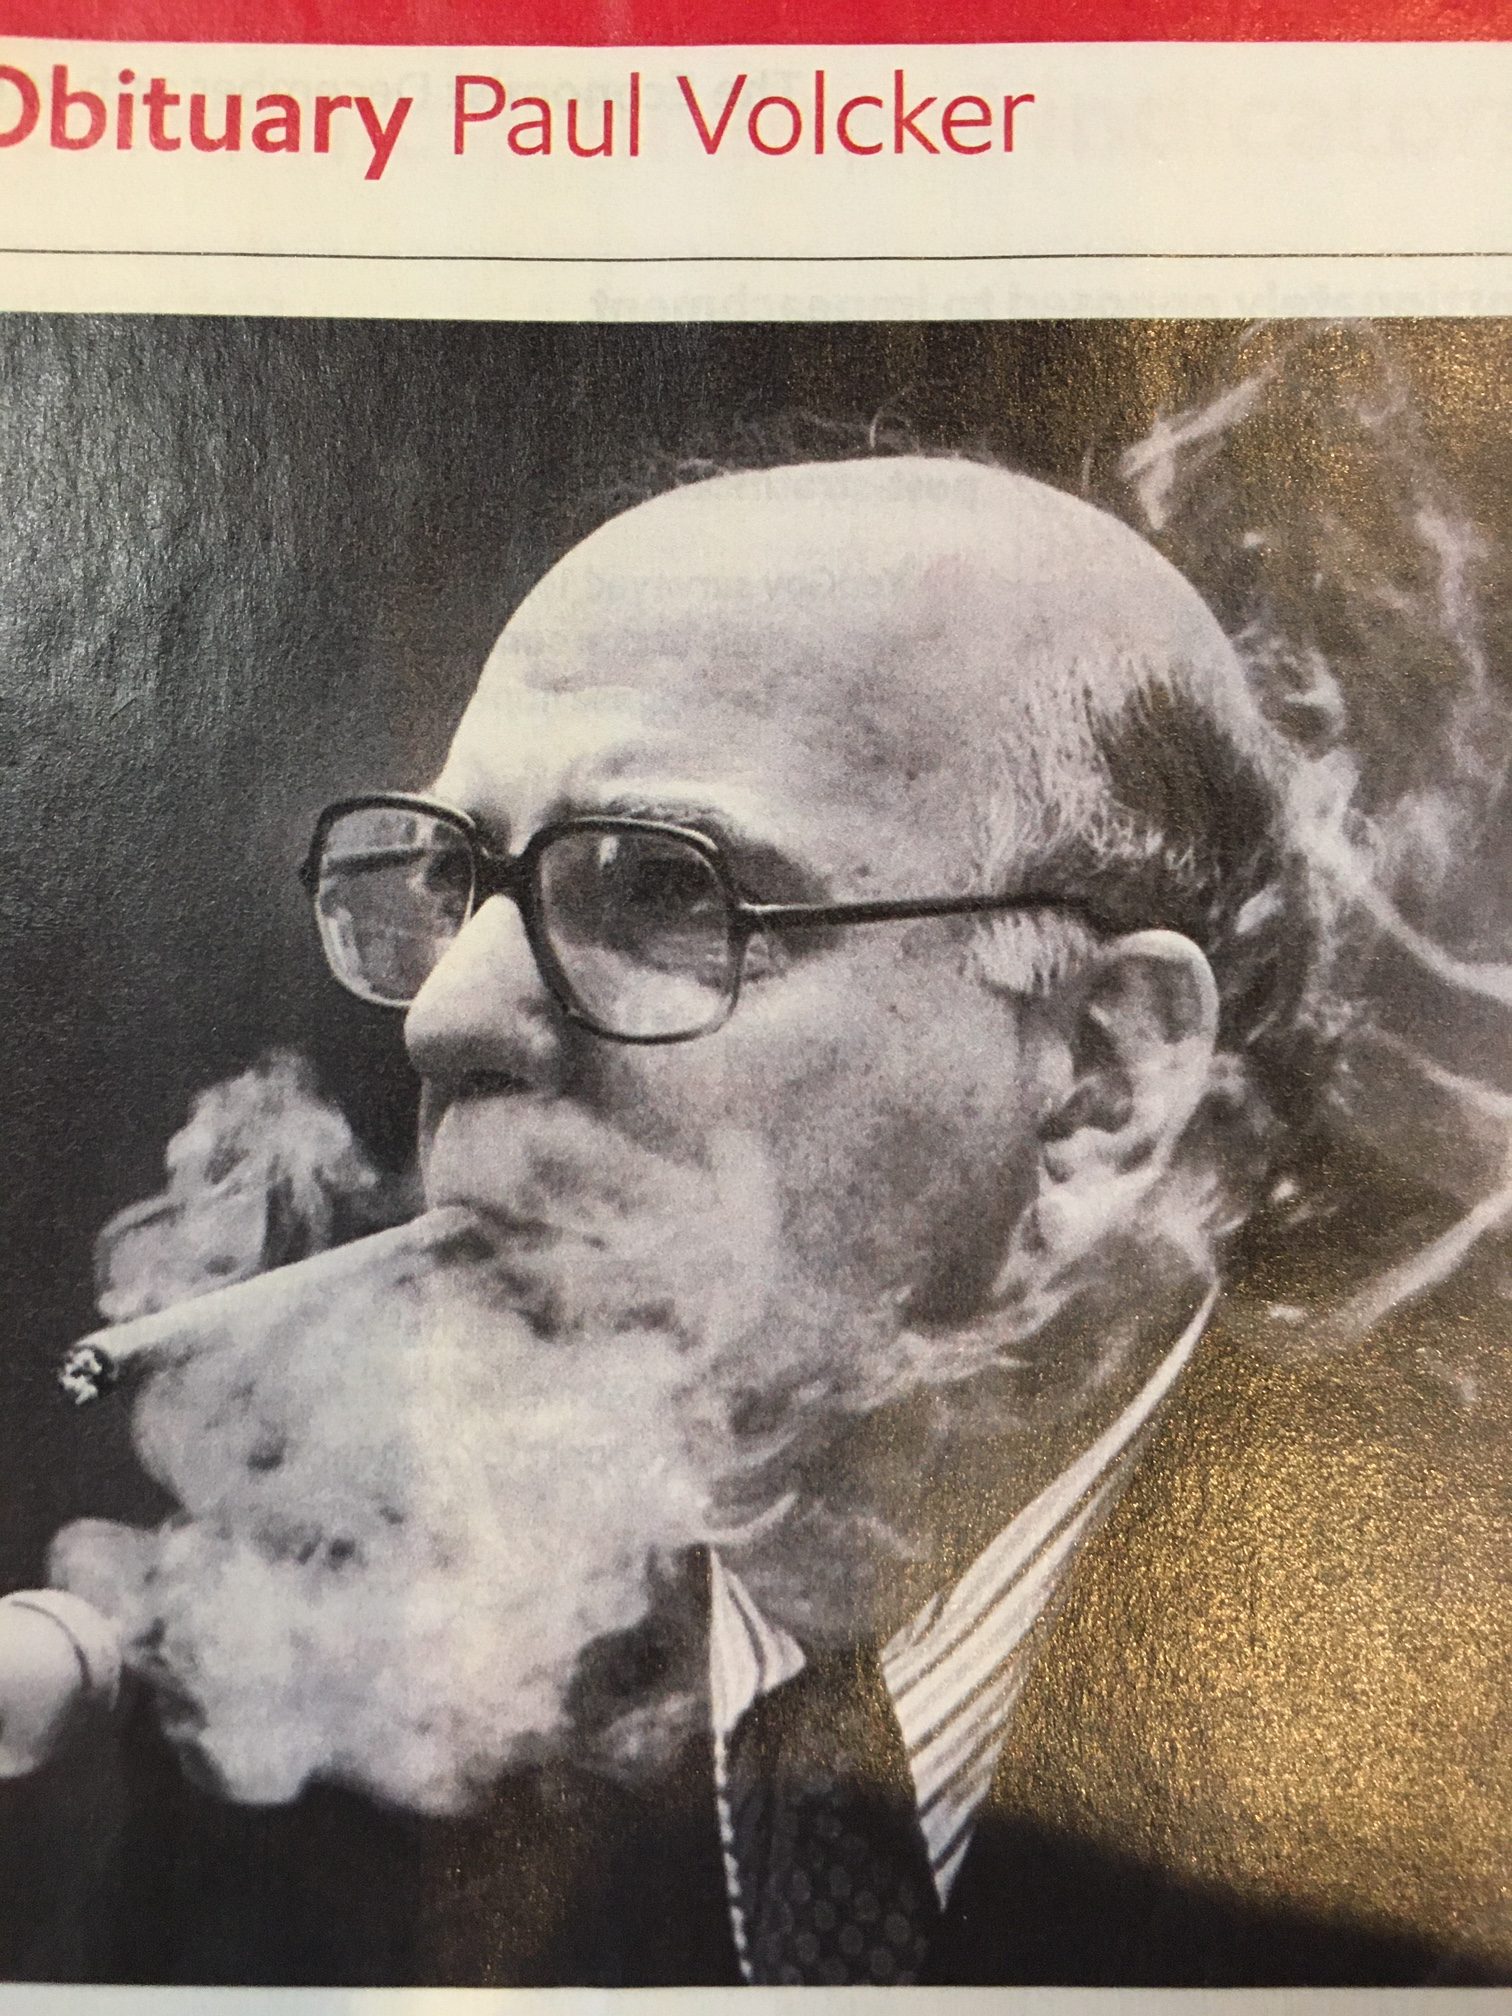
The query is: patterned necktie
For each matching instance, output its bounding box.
[722,1645,942,1986]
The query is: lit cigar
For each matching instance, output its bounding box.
[58,1204,487,1405]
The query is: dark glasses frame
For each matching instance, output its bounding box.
[300,790,1117,1044]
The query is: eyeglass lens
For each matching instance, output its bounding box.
[536,826,737,1037]
[312,807,739,1037]
[313,806,475,1008]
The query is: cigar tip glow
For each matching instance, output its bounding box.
[59,1342,118,1407]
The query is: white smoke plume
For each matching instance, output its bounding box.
[52,1069,794,1811]
[1110,320,1512,1368]
[56,1054,1099,1813]
[55,1213,730,1813]
[91,1050,416,1324]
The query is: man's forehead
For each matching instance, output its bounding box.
[437,457,1237,877]
[438,468,1019,858]
[507,464,1031,701]
[435,667,961,892]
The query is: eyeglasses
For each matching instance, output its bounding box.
[300,792,1106,1044]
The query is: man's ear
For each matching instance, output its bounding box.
[1033,930,1219,1259]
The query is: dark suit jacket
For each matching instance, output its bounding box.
[4,1314,1507,1987]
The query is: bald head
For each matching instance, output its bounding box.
[454,455,1292,949]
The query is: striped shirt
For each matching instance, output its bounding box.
[709,1292,1214,1965]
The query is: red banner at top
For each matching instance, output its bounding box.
[2,0,1507,39]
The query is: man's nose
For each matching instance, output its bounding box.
[403,895,562,1093]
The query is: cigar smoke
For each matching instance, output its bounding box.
[89,1050,417,1328]
[51,1053,1002,1812]
[53,1068,741,1809]
[52,1201,735,1812]
[1111,322,1512,1380]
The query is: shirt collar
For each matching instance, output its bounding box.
[709,1286,1216,1903]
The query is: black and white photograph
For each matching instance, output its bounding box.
[0,314,1508,1990]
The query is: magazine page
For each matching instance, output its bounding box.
[0,0,1507,2008]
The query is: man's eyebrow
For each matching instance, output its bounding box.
[592,792,831,902]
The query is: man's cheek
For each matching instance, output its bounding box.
[807,1027,1025,1305]
[771,1083,978,1301]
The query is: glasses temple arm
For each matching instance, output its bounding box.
[738,894,1114,933]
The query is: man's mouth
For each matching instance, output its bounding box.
[418,1095,658,1250]
[425,1193,563,1252]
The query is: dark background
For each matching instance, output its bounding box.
[2,315,1508,1588]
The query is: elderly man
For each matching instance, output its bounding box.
[0,454,1497,1987]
